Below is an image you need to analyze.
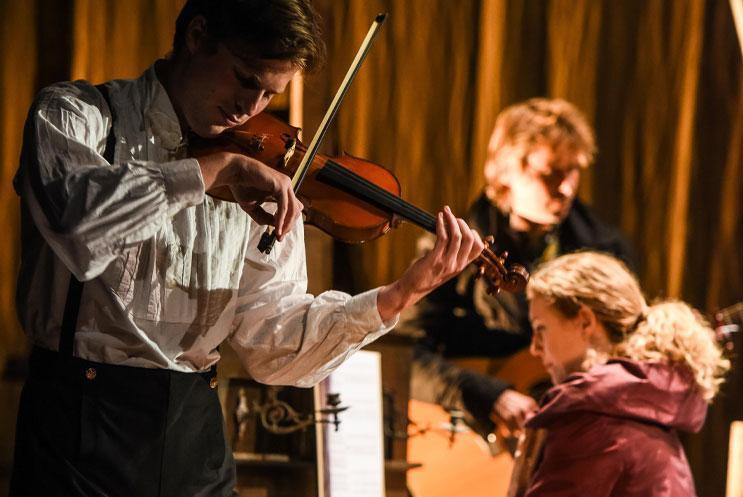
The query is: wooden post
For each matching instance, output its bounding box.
[727,421,743,497]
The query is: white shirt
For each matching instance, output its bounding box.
[14,64,395,386]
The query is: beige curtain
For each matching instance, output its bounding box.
[0,1,37,366]
[71,0,184,82]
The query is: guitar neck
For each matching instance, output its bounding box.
[716,302,743,325]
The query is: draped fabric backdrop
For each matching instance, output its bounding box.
[0,0,37,480]
[0,1,740,495]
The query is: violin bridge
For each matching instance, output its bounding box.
[244,134,266,154]
[283,138,296,169]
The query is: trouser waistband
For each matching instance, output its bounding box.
[27,345,217,391]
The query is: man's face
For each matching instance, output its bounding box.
[507,142,583,228]
[174,38,297,138]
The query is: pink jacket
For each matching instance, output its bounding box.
[524,360,707,497]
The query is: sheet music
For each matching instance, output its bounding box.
[322,350,385,497]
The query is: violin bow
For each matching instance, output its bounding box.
[258,13,388,254]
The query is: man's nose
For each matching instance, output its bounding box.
[236,93,263,118]
[530,335,542,358]
[557,176,576,198]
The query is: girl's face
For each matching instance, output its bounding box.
[529,294,592,384]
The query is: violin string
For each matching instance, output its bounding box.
[294,145,441,230]
[319,160,438,231]
[318,161,506,275]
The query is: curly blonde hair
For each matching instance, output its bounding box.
[484,98,597,209]
[526,251,730,402]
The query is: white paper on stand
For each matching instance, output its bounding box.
[320,350,385,497]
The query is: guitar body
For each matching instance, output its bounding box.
[407,349,549,497]
[407,399,514,497]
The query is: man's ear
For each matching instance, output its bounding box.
[185,15,209,55]
[495,146,520,185]
[484,146,518,203]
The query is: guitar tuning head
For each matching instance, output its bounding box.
[715,323,739,353]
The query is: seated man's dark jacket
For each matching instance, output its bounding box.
[412,193,633,430]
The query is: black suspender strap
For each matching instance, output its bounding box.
[98,84,117,164]
[58,276,83,357]
[59,83,116,357]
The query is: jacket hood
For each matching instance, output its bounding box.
[526,359,707,433]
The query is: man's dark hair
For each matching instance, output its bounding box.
[173,0,326,72]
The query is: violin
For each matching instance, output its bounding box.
[190,111,528,294]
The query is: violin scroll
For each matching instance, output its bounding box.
[501,264,530,294]
[474,238,529,294]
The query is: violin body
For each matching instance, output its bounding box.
[190,112,401,243]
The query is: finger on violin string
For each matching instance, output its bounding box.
[470,230,485,261]
[455,217,476,268]
[442,206,462,256]
[431,212,448,259]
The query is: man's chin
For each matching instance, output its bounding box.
[529,206,574,228]
[193,125,229,139]
[511,210,561,233]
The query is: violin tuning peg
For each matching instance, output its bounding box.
[484,235,495,247]
[486,284,500,295]
[474,265,486,280]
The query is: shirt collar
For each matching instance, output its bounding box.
[143,63,186,153]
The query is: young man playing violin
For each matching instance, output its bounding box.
[10,1,484,496]
[410,98,633,443]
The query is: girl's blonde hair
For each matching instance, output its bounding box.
[526,251,730,401]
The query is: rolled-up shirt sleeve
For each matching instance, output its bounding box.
[229,221,397,387]
[14,82,205,281]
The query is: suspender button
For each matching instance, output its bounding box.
[85,367,97,380]
[209,377,218,389]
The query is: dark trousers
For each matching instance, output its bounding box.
[9,347,236,497]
